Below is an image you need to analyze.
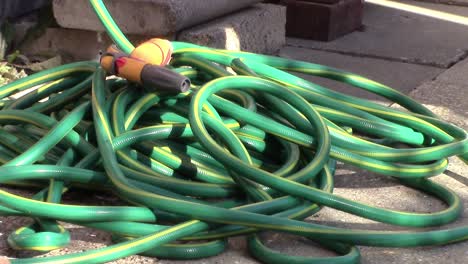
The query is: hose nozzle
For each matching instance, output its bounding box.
[100,39,190,94]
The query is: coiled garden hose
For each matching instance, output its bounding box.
[0,0,467,263]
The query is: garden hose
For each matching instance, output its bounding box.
[0,0,467,263]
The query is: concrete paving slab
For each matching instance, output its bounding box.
[411,82,468,129]
[413,0,468,7]
[279,46,443,104]
[287,0,468,68]
[351,56,468,264]
[315,160,468,264]
[407,56,468,129]
[313,53,468,264]
[178,4,286,54]
[423,53,468,86]
[53,0,263,36]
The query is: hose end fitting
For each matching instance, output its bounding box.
[100,39,190,94]
[141,64,191,93]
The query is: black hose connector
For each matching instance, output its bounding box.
[141,64,191,94]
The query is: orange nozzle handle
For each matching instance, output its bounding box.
[100,41,190,93]
[130,38,173,66]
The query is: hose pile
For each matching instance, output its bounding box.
[0,0,467,263]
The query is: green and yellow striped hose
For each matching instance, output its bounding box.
[0,0,466,263]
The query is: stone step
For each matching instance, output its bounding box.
[22,3,285,62]
[21,27,165,62]
[21,3,285,62]
[53,0,263,36]
[178,3,286,54]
